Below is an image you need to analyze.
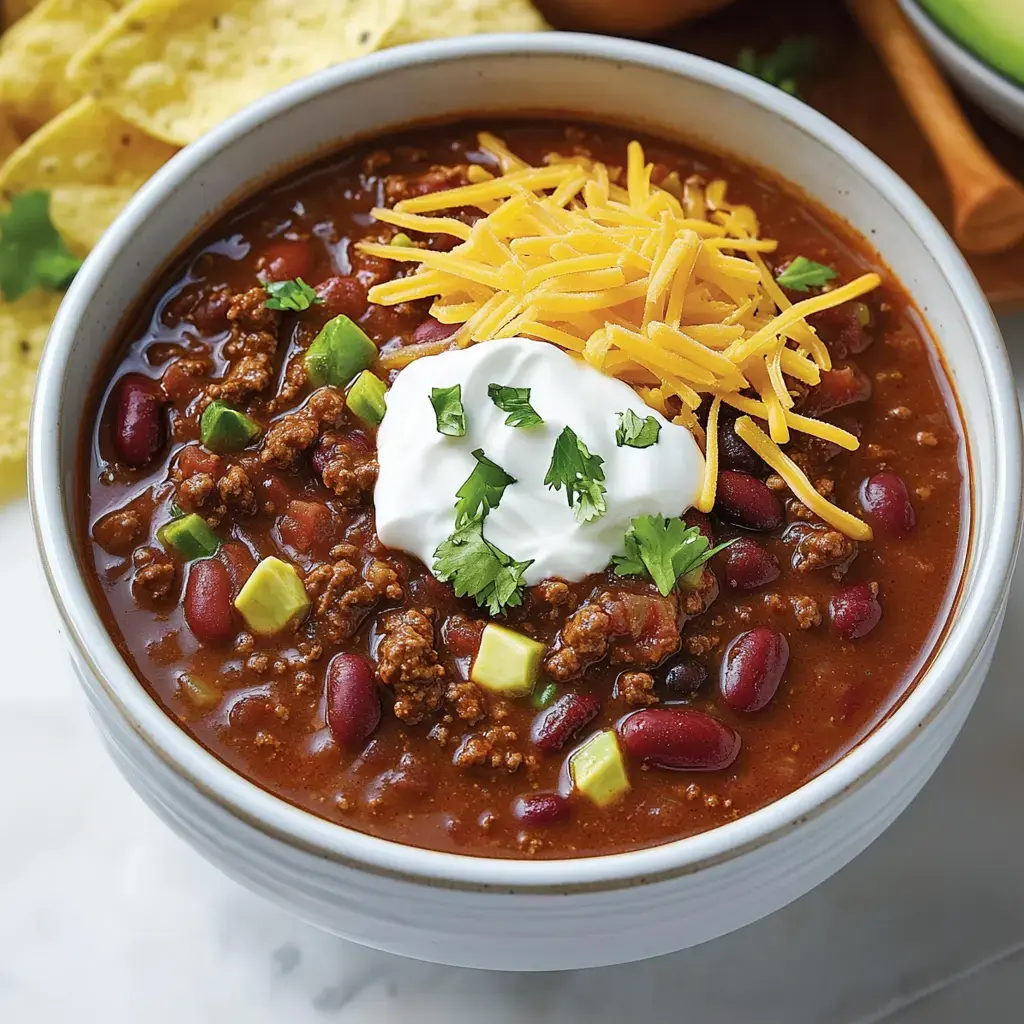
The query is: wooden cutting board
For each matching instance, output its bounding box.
[664,0,1024,310]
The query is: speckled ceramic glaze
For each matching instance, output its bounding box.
[30,34,1022,970]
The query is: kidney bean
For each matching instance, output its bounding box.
[720,626,789,712]
[261,239,313,283]
[860,472,916,538]
[800,365,872,416]
[113,375,165,467]
[190,289,233,334]
[660,655,708,698]
[721,537,780,590]
[715,470,784,532]
[512,792,571,827]
[830,581,882,640]
[184,558,235,643]
[315,275,368,320]
[531,692,600,751]
[683,508,714,545]
[326,653,381,748]
[618,707,740,771]
[412,317,460,345]
[719,422,771,477]
[217,541,257,598]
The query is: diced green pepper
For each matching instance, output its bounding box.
[346,369,387,426]
[531,682,558,709]
[234,556,310,635]
[304,314,377,388]
[157,513,219,561]
[570,730,629,807]
[200,400,261,453]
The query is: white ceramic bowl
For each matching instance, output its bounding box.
[899,0,1024,137]
[29,34,1023,971]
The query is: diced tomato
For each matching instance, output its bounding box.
[176,443,222,479]
[261,240,314,283]
[279,499,333,555]
[801,365,872,416]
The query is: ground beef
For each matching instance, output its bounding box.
[131,547,175,602]
[787,522,858,575]
[530,579,577,620]
[792,595,822,630]
[452,725,524,772]
[375,608,445,724]
[217,464,257,514]
[314,431,378,506]
[92,508,143,556]
[684,632,721,657]
[268,352,308,413]
[383,164,470,205]
[616,671,659,706]
[446,679,488,725]
[260,387,346,469]
[304,550,403,644]
[204,287,280,407]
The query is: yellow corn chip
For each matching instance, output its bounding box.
[67,0,405,146]
[0,97,177,252]
[0,0,115,132]
[380,0,549,46]
[0,290,62,501]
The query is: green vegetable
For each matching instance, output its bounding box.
[736,37,817,97]
[264,277,322,311]
[544,425,607,524]
[919,0,1024,88]
[615,409,661,449]
[612,515,736,596]
[0,191,82,301]
[470,623,545,697]
[304,314,377,387]
[432,516,533,617]
[430,384,466,437]
[177,672,221,710]
[454,448,515,527]
[200,400,261,453]
[570,730,629,807]
[531,682,558,709]
[234,556,310,635]
[346,369,387,426]
[157,513,219,561]
[390,232,414,247]
[775,256,838,292]
[487,383,543,428]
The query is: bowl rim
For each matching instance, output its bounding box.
[29,31,1022,892]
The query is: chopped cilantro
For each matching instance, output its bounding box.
[615,409,661,449]
[612,515,737,596]
[430,384,467,437]
[775,256,839,292]
[0,191,82,301]
[432,516,533,616]
[736,37,817,97]
[487,383,543,427]
[454,448,515,526]
[544,425,607,524]
[263,277,322,311]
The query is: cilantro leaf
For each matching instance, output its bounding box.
[544,425,607,524]
[264,277,322,311]
[736,37,817,98]
[612,515,737,596]
[615,409,661,449]
[432,516,533,616]
[775,256,838,293]
[430,384,467,437]
[0,191,82,301]
[487,383,543,428]
[454,448,515,526]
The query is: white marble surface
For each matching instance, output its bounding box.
[2,315,1023,1023]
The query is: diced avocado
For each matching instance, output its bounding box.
[305,314,377,388]
[920,0,1024,87]
[157,513,219,561]
[570,730,629,807]
[346,369,387,426]
[470,622,545,697]
[200,400,260,453]
[234,556,310,635]
[390,232,414,247]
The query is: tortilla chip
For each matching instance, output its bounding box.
[381,0,549,46]
[0,0,116,133]
[67,0,404,146]
[0,289,62,501]
[0,96,177,252]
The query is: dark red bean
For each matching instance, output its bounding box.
[830,581,882,640]
[326,653,381,748]
[412,317,460,345]
[217,542,257,599]
[531,692,600,751]
[800,365,872,416]
[261,240,313,283]
[315,275,368,320]
[683,508,715,545]
[512,792,571,827]
[184,558,235,643]
[719,421,771,477]
[720,626,789,712]
[715,470,784,532]
[618,707,740,771]
[661,655,708,698]
[721,537,780,590]
[113,375,165,467]
[190,289,232,334]
[860,472,916,538]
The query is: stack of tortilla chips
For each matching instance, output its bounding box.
[0,0,547,501]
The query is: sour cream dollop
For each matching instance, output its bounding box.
[374,338,705,585]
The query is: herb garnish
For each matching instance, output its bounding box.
[487,383,543,427]
[0,191,82,301]
[263,277,322,311]
[454,448,515,526]
[736,37,817,97]
[544,425,608,524]
[430,384,467,437]
[775,256,838,293]
[615,409,661,449]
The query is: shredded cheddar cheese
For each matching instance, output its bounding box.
[359,134,882,539]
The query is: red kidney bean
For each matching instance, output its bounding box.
[412,317,460,345]
[661,655,708,698]
[326,653,381,748]
[718,421,771,477]
[184,558,235,643]
[715,470,784,532]
[531,692,600,751]
[860,472,916,538]
[830,581,882,640]
[190,289,232,334]
[618,707,740,771]
[217,542,257,599]
[113,375,165,467]
[512,792,571,827]
[684,508,715,545]
[720,626,789,712]
[800,365,872,416]
[721,537,780,590]
[261,239,313,283]
[315,275,368,320]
